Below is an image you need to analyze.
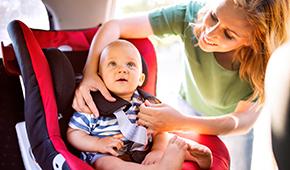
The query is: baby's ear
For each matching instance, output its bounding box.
[138,73,146,86]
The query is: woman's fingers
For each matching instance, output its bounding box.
[139,103,154,116]
[81,87,99,115]
[140,101,164,115]
[97,80,116,102]
[73,74,116,116]
[144,100,153,106]
[137,118,152,128]
[72,73,116,116]
[138,102,162,129]
[72,88,92,114]
[138,110,153,121]
[139,102,182,132]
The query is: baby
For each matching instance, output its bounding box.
[67,40,212,169]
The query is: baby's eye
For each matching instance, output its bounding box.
[127,62,136,69]
[108,61,116,67]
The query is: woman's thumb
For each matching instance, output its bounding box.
[144,100,153,107]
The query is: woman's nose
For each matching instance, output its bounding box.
[205,23,220,39]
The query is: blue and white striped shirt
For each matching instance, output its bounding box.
[68,91,144,138]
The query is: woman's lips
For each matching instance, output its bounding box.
[203,36,217,46]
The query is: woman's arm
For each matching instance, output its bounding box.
[73,15,154,115]
[138,100,260,136]
[182,101,260,135]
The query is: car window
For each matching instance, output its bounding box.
[0,0,49,58]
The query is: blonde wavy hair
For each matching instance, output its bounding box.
[194,0,289,103]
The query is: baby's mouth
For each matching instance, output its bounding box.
[116,78,128,82]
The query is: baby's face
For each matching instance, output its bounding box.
[99,42,145,100]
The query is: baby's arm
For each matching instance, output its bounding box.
[67,127,123,156]
[141,132,170,165]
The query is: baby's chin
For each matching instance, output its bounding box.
[109,89,134,100]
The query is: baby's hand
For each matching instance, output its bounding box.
[141,150,163,165]
[95,135,124,156]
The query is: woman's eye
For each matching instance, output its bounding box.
[224,30,234,40]
[210,12,218,22]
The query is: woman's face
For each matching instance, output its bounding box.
[198,0,253,53]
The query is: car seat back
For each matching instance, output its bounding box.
[4,20,157,170]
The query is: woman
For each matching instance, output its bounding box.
[72,0,289,169]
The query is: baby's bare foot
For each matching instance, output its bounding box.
[185,140,212,169]
[158,136,187,170]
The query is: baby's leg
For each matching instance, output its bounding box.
[184,139,212,169]
[93,156,130,170]
[93,136,187,170]
[168,132,212,169]
[158,135,187,170]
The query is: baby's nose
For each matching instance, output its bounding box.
[117,66,128,73]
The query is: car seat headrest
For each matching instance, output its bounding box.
[43,48,75,114]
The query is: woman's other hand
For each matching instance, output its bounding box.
[138,100,186,132]
[72,72,115,116]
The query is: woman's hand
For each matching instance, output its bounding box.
[72,72,115,116]
[138,100,186,132]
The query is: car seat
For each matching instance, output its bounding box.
[1,20,230,170]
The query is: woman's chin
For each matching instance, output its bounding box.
[198,43,214,52]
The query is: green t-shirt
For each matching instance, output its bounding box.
[149,1,253,116]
